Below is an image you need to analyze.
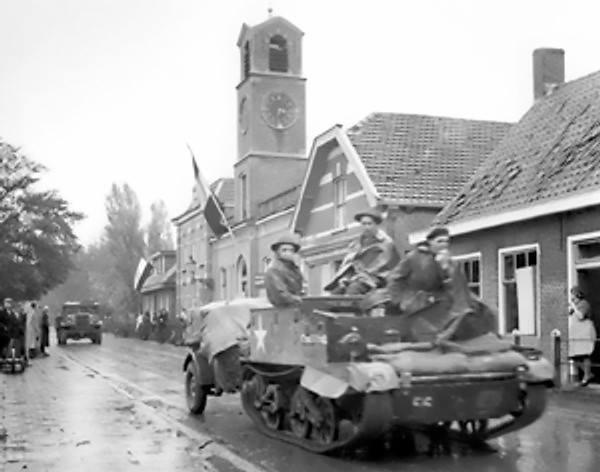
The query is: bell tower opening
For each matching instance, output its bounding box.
[269,35,288,72]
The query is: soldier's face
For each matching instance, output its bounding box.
[429,235,450,254]
[360,216,377,235]
[277,244,297,261]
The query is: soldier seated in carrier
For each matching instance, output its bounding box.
[387,226,496,342]
[324,209,399,296]
[264,234,304,308]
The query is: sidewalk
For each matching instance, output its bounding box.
[0,347,257,472]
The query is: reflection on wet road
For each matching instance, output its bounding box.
[57,334,600,472]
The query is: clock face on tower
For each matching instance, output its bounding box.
[261,92,298,130]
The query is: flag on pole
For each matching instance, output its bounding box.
[134,257,153,291]
[187,144,231,237]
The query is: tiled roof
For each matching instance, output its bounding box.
[437,71,600,225]
[257,186,300,220]
[347,113,512,205]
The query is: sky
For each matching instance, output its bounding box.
[1,0,599,245]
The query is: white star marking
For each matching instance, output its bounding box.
[253,315,267,353]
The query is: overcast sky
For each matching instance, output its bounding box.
[1,0,599,245]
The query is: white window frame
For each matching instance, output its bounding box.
[567,230,600,294]
[453,251,482,298]
[497,243,541,336]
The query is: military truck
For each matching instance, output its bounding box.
[56,301,103,345]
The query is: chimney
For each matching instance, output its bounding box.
[533,48,565,100]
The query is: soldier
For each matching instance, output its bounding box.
[325,209,399,295]
[387,231,447,314]
[264,234,304,308]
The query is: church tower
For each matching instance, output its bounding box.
[235,15,307,221]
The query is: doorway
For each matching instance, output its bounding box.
[575,268,600,382]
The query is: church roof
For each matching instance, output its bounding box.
[435,70,600,228]
[347,112,512,206]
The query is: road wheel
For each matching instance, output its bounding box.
[185,362,207,414]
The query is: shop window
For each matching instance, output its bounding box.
[499,245,539,335]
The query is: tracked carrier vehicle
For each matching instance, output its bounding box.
[183,296,553,454]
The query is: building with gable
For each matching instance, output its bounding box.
[139,250,177,317]
[411,49,600,376]
[292,113,511,295]
[173,15,307,312]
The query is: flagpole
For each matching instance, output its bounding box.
[186,144,241,303]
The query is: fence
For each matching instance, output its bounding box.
[512,329,600,388]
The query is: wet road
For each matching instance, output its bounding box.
[5,333,599,472]
[48,333,600,472]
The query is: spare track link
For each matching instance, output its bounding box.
[241,364,392,455]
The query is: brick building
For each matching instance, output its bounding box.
[292,113,511,294]
[411,49,600,379]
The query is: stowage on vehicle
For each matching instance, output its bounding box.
[182,294,554,455]
[56,301,103,345]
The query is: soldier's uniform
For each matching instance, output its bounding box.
[325,210,399,295]
[264,235,304,308]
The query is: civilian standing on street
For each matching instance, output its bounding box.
[568,286,596,386]
[40,305,50,356]
[264,235,304,308]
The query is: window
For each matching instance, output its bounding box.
[237,256,248,297]
[269,35,288,72]
[499,245,539,335]
[240,174,248,220]
[220,268,228,300]
[332,163,346,229]
[456,256,481,297]
[243,41,250,78]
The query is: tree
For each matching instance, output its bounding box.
[146,200,174,255]
[102,183,146,314]
[0,140,83,301]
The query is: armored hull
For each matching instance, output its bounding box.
[183,296,553,454]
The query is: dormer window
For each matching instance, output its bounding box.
[269,35,288,72]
